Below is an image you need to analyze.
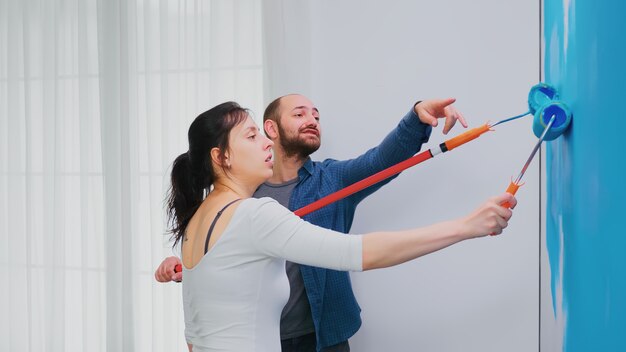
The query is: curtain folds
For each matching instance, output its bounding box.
[0,0,263,351]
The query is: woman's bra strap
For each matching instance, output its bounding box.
[203,198,242,254]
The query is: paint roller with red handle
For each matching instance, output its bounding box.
[293,91,572,218]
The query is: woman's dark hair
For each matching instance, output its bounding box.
[166,101,249,247]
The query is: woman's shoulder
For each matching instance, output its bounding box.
[245,196,277,204]
[240,197,292,220]
[242,197,283,211]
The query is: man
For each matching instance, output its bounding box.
[156,94,466,351]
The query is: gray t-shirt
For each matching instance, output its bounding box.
[254,178,316,339]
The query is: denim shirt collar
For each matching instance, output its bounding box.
[298,157,314,179]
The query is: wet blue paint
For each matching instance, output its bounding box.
[528,83,559,114]
[544,0,626,350]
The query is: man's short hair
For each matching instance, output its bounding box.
[263,96,285,126]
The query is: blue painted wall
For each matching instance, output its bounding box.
[544,0,626,350]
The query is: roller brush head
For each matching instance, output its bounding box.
[528,83,559,115]
[532,101,572,141]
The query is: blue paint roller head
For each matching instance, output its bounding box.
[528,83,559,115]
[532,101,572,141]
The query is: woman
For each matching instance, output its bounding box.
[167,102,515,352]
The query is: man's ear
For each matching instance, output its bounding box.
[264,120,279,140]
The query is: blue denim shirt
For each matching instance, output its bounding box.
[287,107,432,350]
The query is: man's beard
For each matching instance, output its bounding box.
[279,126,321,159]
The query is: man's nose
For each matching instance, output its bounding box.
[305,114,319,127]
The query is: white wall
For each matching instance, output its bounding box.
[265,1,540,351]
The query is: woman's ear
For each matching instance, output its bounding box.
[210,147,229,168]
[264,120,279,140]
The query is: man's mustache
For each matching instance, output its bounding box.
[300,127,319,136]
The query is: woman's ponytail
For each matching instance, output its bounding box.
[166,152,207,247]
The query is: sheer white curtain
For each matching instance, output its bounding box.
[261,0,312,99]
[0,0,264,351]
